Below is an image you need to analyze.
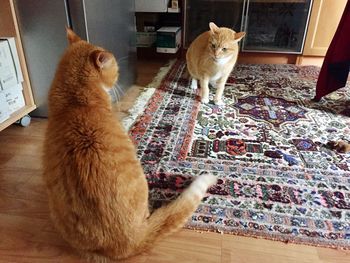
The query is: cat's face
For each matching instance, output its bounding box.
[208,22,245,62]
[66,28,119,89]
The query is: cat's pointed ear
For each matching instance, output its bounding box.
[209,22,219,34]
[66,27,81,44]
[91,50,114,69]
[233,32,246,43]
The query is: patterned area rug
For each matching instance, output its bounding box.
[129,60,350,249]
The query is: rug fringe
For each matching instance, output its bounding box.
[184,225,349,250]
[146,59,176,89]
[121,88,156,130]
[122,60,176,130]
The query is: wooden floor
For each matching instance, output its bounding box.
[0,60,349,263]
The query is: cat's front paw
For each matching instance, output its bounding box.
[214,99,225,106]
[201,97,209,104]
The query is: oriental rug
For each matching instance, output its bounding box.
[128,60,350,249]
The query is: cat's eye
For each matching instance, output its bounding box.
[222,48,227,52]
[211,43,216,49]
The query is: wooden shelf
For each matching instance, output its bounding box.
[0,0,36,131]
[0,105,36,131]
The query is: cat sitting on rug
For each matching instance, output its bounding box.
[43,28,217,261]
[186,22,245,105]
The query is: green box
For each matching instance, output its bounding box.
[156,27,181,53]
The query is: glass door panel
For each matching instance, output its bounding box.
[185,0,245,47]
[242,0,312,53]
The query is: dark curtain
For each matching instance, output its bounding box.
[314,0,350,101]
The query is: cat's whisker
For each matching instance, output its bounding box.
[115,83,123,102]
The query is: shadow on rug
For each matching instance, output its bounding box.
[129,60,350,249]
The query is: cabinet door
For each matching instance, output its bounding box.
[242,0,312,53]
[303,0,347,56]
[184,0,245,47]
[15,0,69,117]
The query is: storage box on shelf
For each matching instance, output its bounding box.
[0,0,35,131]
[168,0,180,13]
[136,32,157,47]
[156,26,181,53]
[135,0,183,59]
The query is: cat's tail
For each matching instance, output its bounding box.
[137,174,217,253]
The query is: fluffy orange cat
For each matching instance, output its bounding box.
[43,28,217,261]
[186,22,245,105]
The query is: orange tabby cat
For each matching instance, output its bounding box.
[43,28,217,261]
[186,22,245,105]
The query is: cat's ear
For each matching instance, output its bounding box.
[233,32,246,43]
[209,22,219,34]
[66,27,81,44]
[91,50,114,69]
